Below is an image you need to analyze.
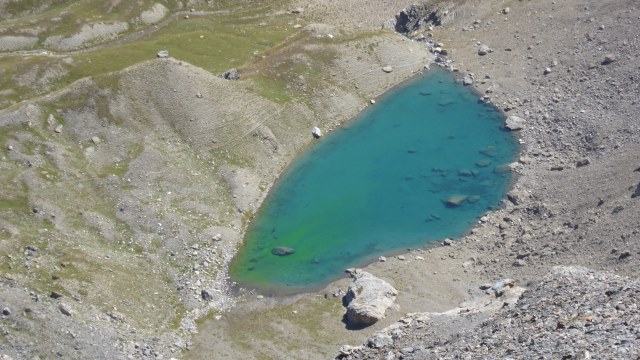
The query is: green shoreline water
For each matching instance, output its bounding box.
[230,69,518,294]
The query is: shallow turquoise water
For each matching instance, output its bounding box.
[230,69,518,293]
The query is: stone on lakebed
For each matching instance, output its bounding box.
[272,246,296,256]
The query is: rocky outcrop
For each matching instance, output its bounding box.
[337,267,640,359]
[343,270,398,327]
[394,4,449,34]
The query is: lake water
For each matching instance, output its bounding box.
[229,69,518,294]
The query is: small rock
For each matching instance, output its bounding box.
[576,158,590,167]
[368,333,393,348]
[502,7,510,14]
[59,303,72,316]
[602,53,617,65]
[312,127,323,139]
[290,7,304,14]
[544,67,553,75]
[157,50,169,58]
[256,295,264,300]
[463,74,474,85]
[370,99,376,104]
[6,145,13,151]
[223,68,240,80]
[382,65,393,73]
[272,246,295,256]
[378,256,386,262]
[397,255,406,260]
[201,289,212,301]
[195,92,203,98]
[212,234,222,242]
[505,115,526,131]
[293,24,302,29]
[91,136,101,145]
[54,125,63,133]
[2,307,10,316]
[443,239,453,246]
[50,291,63,299]
[478,44,491,55]
[619,251,631,260]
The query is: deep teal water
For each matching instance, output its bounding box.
[230,69,518,294]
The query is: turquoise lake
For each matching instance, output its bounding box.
[229,69,518,293]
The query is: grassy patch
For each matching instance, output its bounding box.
[0,1,296,108]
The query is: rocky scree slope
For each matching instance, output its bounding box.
[337,266,640,359]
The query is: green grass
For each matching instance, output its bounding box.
[0,2,296,108]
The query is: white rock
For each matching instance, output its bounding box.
[312,126,323,138]
[344,271,398,326]
[505,115,526,131]
[382,65,393,73]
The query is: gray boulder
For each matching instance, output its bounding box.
[344,271,398,327]
[223,68,240,80]
[505,115,526,131]
[478,44,491,55]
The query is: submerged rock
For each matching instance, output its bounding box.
[344,270,398,327]
[445,195,468,207]
[272,246,295,256]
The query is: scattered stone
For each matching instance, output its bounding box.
[368,334,393,348]
[59,303,72,316]
[602,53,617,65]
[370,99,376,104]
[576,158,590,167]
[504,115,526,131]
[312,126,323,138]
[212,234,222,242]
[478,44,491,55]
[272,246,295,256]
[632,182,640,198]
[463,74,473,85]
[618,250,631,260]
[443,239,453,246]
[378,256,386,262]
[382,65,393,73]
[91,136,101,145]
[50,291,63,299]
[502,7,510,14]
[256,295,264,300]
[157,50,169,58]
[544,67,553,75]
[223,68,240,80]
[344,271,398,327]
[54,125,63,133]
[2,307,10,316]
[397,255,406,260]
[290,7,304,14]
[486,278,515,295]
[293,24,302,29]
[201,289,212,301]
[508,189,529,205]
[195,92,203,98]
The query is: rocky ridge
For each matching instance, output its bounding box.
[337,266,640,359]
